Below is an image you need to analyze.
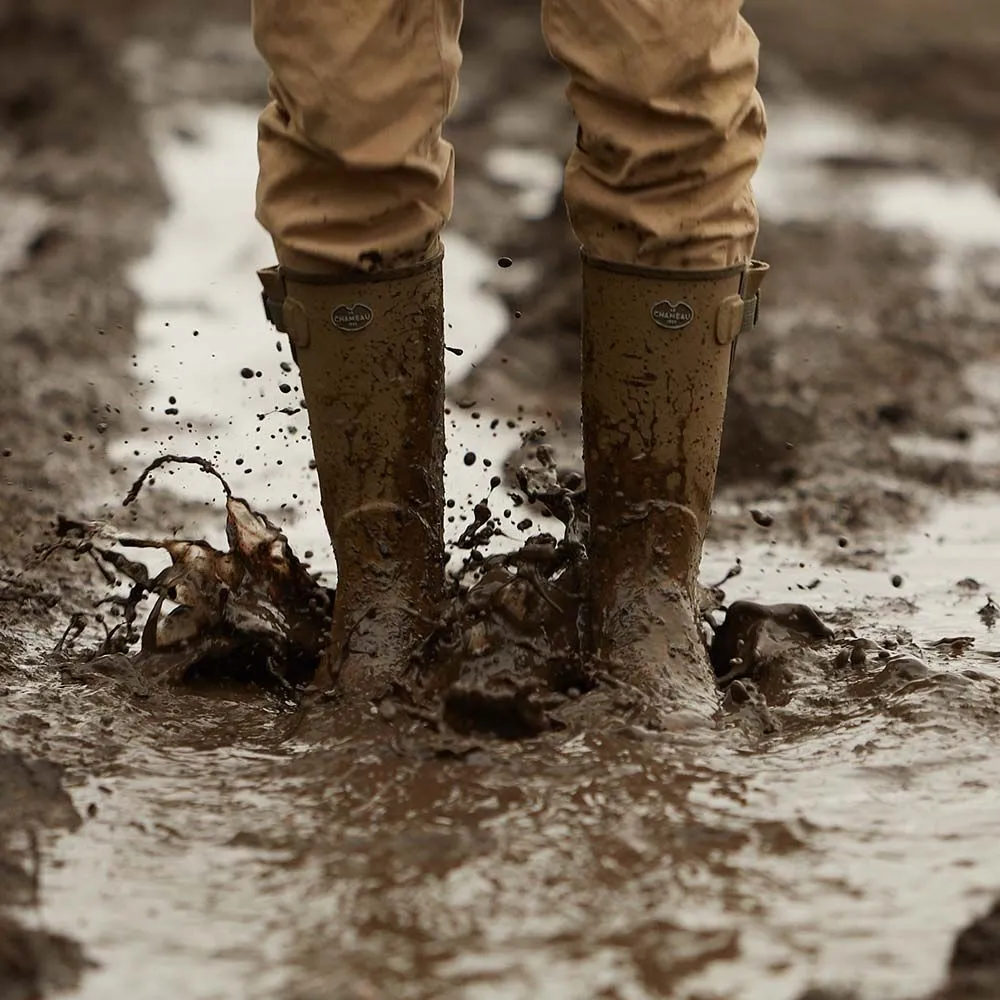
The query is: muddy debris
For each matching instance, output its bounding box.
[711,600,837,694]
[979,596,999,630]
[798,892,1000,1000]
[935,896,1000,1000]
[43,456,331,696]
[42,449,840,738]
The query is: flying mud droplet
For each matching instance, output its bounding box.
[891,574,904,588]
[497,256,513,268]
[976,595,999,630]
[750,508,774,528]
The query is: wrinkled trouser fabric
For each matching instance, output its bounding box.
[252,0,764,273]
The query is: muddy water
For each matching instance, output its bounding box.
[37,93,1000,999]
[35,557,1000,1000]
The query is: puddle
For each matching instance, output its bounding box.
[756,101,1000,246]
[756,100,1000,295]
[706,492,1000,650]
[965,361,1000,408]
[52,90,1000,1000]
[892,430,1000,465]
[892,360,1000,467]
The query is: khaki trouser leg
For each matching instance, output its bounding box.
[252,0,463,273]
[541,0,765,269]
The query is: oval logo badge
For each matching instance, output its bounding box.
[651,300,694,331]
[331,303,374,332]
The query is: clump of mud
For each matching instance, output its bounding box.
[405,443,592,737]
[42,456,331,697]
[43,449,837,737]
[794,893,1000,1000]
[935,897,1000,1000]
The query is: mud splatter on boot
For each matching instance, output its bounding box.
[581,254,768,727]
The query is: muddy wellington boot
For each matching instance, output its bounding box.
[258,253,445,703]
[582,254,768,726]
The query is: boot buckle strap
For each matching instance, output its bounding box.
[258,266,287,332]
[715,259,768,346]
[261,293,286,331]
[257,266,312,347]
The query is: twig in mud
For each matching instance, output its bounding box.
[122,454,232,506]
[255,407,302,420]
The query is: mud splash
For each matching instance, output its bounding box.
[52,449,830,742]
[47,456,330,694]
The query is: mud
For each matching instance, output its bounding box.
[0,752,89,997]
[2,0,1000,997]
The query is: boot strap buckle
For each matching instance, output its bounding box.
[257,265,288,332]
[716,291,761,345]
[715,259,768,345]
[261,292,286,331]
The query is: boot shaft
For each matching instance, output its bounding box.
[259,255,446,558]
[582,255,767,559]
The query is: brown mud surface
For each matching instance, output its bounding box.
[2,1,1000,997]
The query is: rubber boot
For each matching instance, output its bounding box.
[258,252,445,703]
[581,254,768,727]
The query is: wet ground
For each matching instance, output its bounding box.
[2,0,1000,997]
